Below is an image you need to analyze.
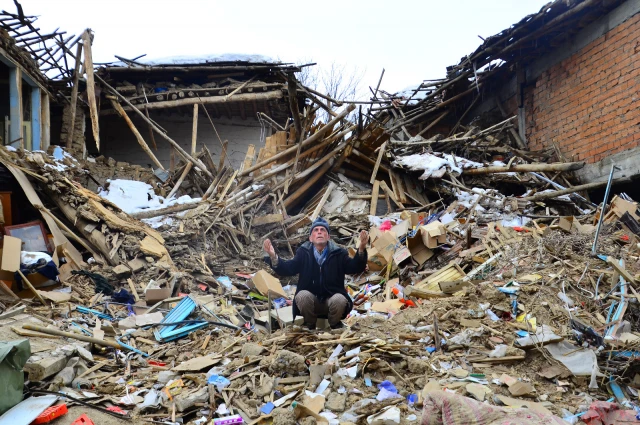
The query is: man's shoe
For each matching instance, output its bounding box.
[303,323,316,331]
[330,322,344,330]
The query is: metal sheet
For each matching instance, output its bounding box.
[154,296,207,342]
[0,395,57,425]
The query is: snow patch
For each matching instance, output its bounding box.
[500,216,531,227]
[143,216,175,229]
[393,153,484,180]
[98,179,200,215]
[113,53,275,67]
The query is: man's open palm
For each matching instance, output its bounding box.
[263,239,276,258]
[359,230,369,251]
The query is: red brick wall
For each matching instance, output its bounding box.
[524,12,640,163]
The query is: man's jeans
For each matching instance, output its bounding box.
[294,290,348,327]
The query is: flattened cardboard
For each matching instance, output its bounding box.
[559,216,594,234]
[390,220,410,239]
[271,305,302,325]
[371,299,404,313]
[2,236,21,272]
[252,270,288,299]
[393,245,411,265]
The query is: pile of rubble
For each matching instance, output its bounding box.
[0,88,639,425]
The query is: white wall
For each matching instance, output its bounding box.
[100,111,267,170]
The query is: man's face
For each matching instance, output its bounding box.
[309,226,330,245]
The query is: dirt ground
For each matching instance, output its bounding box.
[51,405,134,425]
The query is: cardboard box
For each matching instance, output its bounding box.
[372,231,398,263]
[407,232,433,266]
[393,245,411,265]
[420,221,447,248]
[145,275,178,304]
[367,247,386,272]
[400,211,427,228]
[252,270,288,299]
[369,226,383,245]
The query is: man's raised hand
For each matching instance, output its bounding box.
[358,230,369,252]
[263,239,276,259]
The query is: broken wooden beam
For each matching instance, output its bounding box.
[370,141,388,184]
[370,180,381,216]
[520,178,630,202]
[403,286,450,299]
[287,73,302,139]
[82,31,100,150]
[130,200,208,220]
[100,91,283,114]
[23,324,124,349]
[310,182,336,221]
[462,161,585,175]
[66,41,83,149]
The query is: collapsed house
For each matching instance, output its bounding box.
[2,1,640,425]
[380,0,640,184]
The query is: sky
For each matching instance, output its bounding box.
[13,0,551,97]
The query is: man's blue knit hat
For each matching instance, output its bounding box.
[309,217,330,235]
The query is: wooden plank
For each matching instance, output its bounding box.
[66,41,83,149]
[0,280,20,301]
[370,180,381,216]
[379,180,404,209]
[17,270,47,305]
[439,280,470,294]
[607,257,636,284]
[0,305,24,319]
[218,140,229,170]
[191,104,199,155]
[217,170,239,202]
[82,31,100,150]
[78,360,109,379]
[127,278,140,302]
[253,214,284,226]
[167,163,193,199]
[389,170,408,204]
[241,144,256,173]
[370,141,387,184]
[310,182,336,221]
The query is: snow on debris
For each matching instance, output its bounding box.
[114,53,275,67]
[396,83,429,105]
[393,152,484,180]
[98,179,200,215]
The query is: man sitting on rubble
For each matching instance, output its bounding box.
[263,217,369,330]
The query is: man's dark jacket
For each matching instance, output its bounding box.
[265,240,367,320]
